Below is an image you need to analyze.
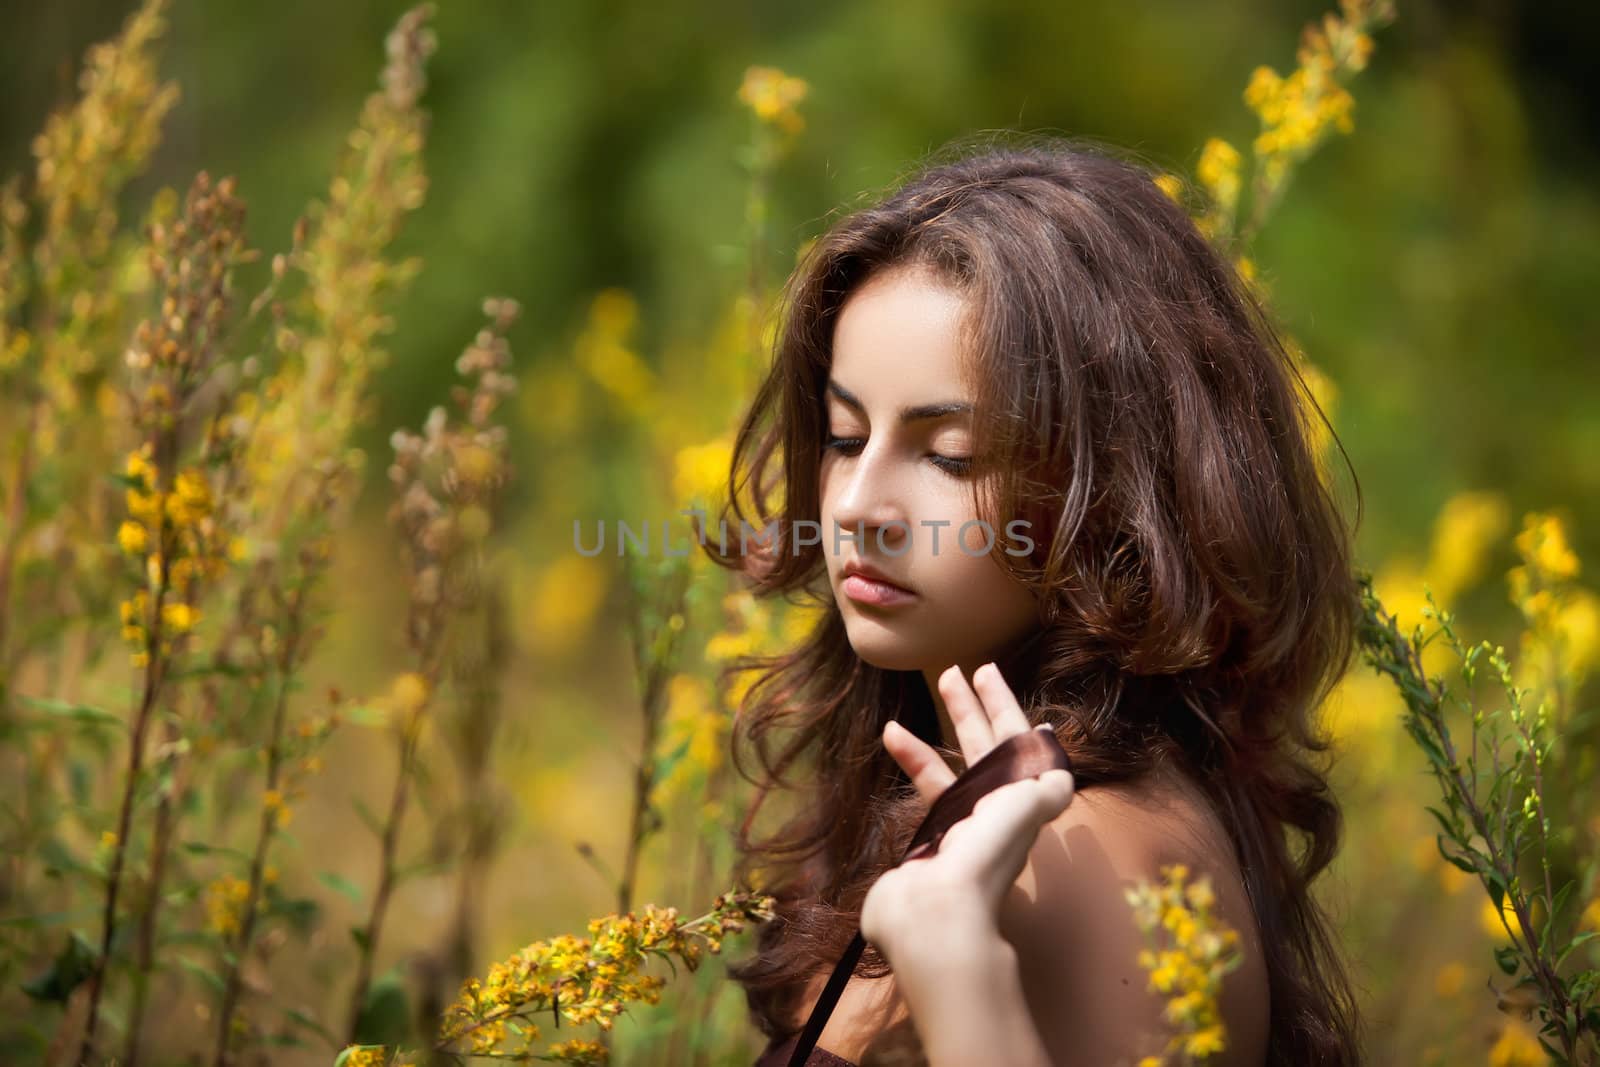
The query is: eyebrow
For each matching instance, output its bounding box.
[826,380,973,424]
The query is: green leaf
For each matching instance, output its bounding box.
[1555,931,1600,970]
[652,735,694,787]
[19,696,125,732]
[1410,727,1449,772]
[36,837,93,881]
[350,968,410,1046]
[180,841,252,863]
[173,955,225,994]
[1493,944,1520,975]
[1440,849,1477,875]
[69,762,93,807]
[1486,869,1507,912]
[1545,881,1575,940]
[342,703,388,727]
[317,871,363,905]
[392,855,449,887]
[0,907,96,929]
[265,889,320,938]
[283,1006,338,1047]
[350,795,384,839]
[20,930,98,1002]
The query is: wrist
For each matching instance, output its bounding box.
[880,909,1011,999]
[892,936,1050,1067]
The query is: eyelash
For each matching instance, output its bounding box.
[823,435,973,476]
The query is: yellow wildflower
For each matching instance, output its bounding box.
[125,448,157,490]
[673,435,733,509]
[389,671,429,716]
[1425,491,1510,605]
[160,601,198,634]
[441,893,773,1059]
[1488,1019,1546,1067]
[1196,138,1241,217]
[1125,865,1239,1062]
[165,467,212,526]
[1434,962,1467,997]
[657,675,725,804]
[1515,513,1579,582]
[520,555,605,655]
[546,1038,609,1064]
[575,290,653,418]
[263,788,292,828]
[204,874,251,938]
[1508,512,1597,693]
[116,519,148,555]
[737,66,809,135]
[1183,1025,1226,1057]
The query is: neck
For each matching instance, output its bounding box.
[920,626,1047,752]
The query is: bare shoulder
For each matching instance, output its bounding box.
[996,761,1270,1067]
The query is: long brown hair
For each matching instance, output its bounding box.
[699,135,1365,1064]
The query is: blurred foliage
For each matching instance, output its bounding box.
[1,0,1599,1065]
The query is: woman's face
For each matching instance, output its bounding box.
[818,262,1041,675]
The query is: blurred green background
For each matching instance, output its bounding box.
[4,1,1599,1063]
[5,0,1596,556]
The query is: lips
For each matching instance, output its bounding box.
[841,559,914,594]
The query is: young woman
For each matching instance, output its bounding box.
[696,138,1365,1066]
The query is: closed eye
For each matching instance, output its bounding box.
[823,435,972,476]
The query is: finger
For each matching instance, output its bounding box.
[936,664,995,765]
[971,661,1032,740]
[883,719,956,807]
[935,771,1076,899]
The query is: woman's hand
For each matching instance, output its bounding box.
[859,661,1075,960]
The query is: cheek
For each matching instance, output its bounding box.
[922,536,1037,623]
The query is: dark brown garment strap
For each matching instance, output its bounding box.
[785,725,1073,1067]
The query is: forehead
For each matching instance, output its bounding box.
[829,266,974,401]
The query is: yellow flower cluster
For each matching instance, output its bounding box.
[204,874,251,938]
[117,446,229,668]
[252,704,340,830]
[1242,0,1387,184]
[439,891,774,1061]
[575,288,653,421]
[1196,138,1243,228]
[542,1039,609,1064]
[1487,1018,1547,1067]
[703,589,822,714]
[337,1046,413,1067]
[262,787,293,829]
[672,434,733,512]
[1508,512,1598,694]
[8,0,179,393]
[737,66,809,136]
[657,674,724,807]
[1125,864,1242,1064]
[1480,894,1546,944]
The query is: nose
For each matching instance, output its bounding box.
[827,444,912,557]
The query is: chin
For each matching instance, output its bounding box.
[842,619,928,672]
